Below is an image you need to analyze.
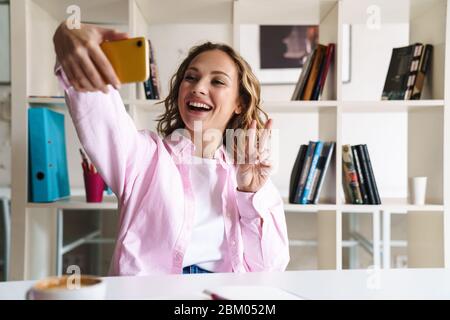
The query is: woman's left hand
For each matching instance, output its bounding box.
[236,118,273,193]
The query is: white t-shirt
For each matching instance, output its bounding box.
[182,156,226,272]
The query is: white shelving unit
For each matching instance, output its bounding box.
[9,0,450,280]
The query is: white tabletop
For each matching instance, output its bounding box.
[2,268,450,300]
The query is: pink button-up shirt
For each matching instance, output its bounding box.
[56,66,290,276]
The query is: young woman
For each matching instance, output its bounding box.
[53,22,289,275]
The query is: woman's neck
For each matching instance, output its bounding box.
[188,129,223,159]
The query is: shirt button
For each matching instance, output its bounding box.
[231,241,236,246]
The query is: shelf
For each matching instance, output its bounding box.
[136,0,338,25]
[27,97,339,114]
[236,0,337,25]
[284,201,337,213]
[263,100,337,113]
[27,97,166,110]
[33,0,129,25]
[27,195,118,210]
[28,197,442,213]
[289,239,407,248]
[341,198,444,213]
[11,0,450,277]
[136,0,233,24]
[28,98,444,114]
[28,97,65,105]
[283,198,444,213]
[340,100,445,113]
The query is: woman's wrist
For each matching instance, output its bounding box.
[236,187,256,193]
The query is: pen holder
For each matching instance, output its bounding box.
[83,171,105,203]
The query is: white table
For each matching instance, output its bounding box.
[1,268,450,300]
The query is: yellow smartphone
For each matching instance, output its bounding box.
[100,37,149,84]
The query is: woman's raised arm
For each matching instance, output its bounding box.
[53,20,128,93]
[53,21,157,200]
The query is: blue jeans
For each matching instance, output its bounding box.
[182,265,213,274]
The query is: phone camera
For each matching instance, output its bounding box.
[137,40,143,47]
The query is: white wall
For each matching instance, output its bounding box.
[341,23,409,101]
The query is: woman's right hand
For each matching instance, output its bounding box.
[53,21,129,93]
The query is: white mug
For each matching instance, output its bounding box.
[409,176,427,205]
[26,275,106,300]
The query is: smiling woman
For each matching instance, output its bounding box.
[157,42,269,151]
[52,21,290,276]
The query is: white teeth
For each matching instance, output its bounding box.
[189,102,212,110]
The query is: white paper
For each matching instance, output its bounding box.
[203,285,305,300]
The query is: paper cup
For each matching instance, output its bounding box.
[409,177,427,205]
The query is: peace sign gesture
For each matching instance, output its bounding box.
[236,119,273,193]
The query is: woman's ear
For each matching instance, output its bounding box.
[235,98,244,115]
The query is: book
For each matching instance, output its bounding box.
[289,145,308,204]
[351,145,369,204]
[361,144,381,204]
[311,142,335,204]
[312,43,335,100]
[342,144,363,204]
[382,44,417,100]
[411,44,433,100]
[144,40,156,99]
[301,44,326,100]
[307,148,324,204]
[300,141,323,204]
[144,39,161,99]
[149,38,161,99]
[310,49,327,101]
[295,141,316,203]
[404,43,423,100]
[354,145,375,204]
[143,74,155,99]
[342,167,352,204]
[291,49,316,100]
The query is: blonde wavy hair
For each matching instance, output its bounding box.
[156,42,268,147]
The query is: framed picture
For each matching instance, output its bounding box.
[240,25,318,85]
[0,3,10,84]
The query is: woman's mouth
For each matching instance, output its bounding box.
[187,101,213,113]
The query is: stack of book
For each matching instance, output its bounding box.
[143,39,161,99]
[382,43,433,100]
[291,43,335,101]
[342,144,381,205]
[289,141,335,204]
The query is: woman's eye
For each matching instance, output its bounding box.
[184,75,196,81]
[213,79,225,85]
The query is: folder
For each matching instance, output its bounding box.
[28,108,70,202]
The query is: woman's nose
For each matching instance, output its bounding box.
[191,80,207,95]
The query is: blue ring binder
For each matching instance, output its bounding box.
[28,108,70,202]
